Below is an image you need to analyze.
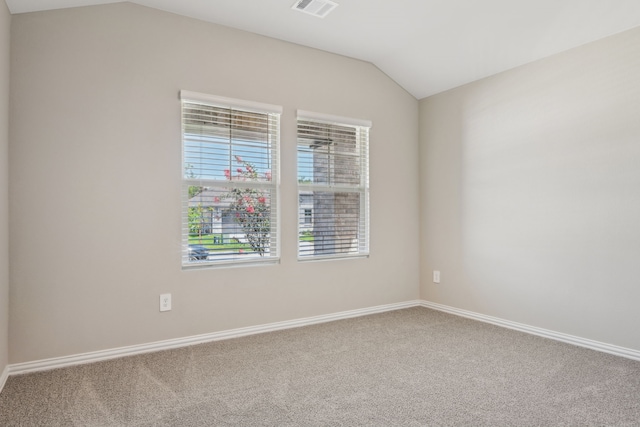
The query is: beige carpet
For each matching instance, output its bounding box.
[1,307,640,426]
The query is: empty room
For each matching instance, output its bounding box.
[1,0,639,425]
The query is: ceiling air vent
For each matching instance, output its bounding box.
[292,0,339,18]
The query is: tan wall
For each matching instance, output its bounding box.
[419,26,640,350]
[0,0,10,373]
[9,3,420,363]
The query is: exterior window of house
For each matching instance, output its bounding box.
[181,91,281,267]
[304,209,312,224]
[297,111,370,260]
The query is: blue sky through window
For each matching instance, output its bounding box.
[184,134,272,181]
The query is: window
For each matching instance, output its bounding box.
[297,111,370,260]
[181,91,280,267]
[304,209,312,224]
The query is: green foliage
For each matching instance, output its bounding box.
[224,156,271,256]
[189,185,203,199]
[188,205,205,237]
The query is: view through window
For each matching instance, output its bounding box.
[297,112,370,260]
[181,91,281,267]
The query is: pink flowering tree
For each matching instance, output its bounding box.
[224,156,271,256]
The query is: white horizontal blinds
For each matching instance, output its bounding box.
[297,113,370,260]
[181,92,280,266]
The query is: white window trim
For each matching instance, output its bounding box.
[181,91,283,115]
[297,109,372,129]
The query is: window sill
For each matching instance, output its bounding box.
[297,253,369,263]
[182,257,280,270]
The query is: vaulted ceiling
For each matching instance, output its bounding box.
[6,0,640,99]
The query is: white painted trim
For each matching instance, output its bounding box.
[8,299,639,378]
[0,365,8,394]
[297,109,372,128]
[180,90,283,114]
[420,300,640,362]
[8,300,422,376]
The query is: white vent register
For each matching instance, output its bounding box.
[292,0,338,18]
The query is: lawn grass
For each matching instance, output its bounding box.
[299,231,314,242]
[189,232,314,253]
[189,234,250,251]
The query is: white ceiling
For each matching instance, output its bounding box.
[6,0,640,99]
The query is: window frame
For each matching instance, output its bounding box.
[296,110,371,262]
[180,91,281,269]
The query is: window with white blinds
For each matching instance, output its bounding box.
[181,91,281,267]
[297,111,370,260]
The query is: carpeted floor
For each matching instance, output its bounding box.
[1,307,640,426]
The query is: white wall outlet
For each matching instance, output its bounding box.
[160,293,171,312]
[433,270,441,283]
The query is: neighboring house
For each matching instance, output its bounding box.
[299,192,313,232]
[189,188,348,246]
[298,189,359,255]
[188,188,245,242]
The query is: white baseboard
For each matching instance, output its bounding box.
[8,300,422,376]
[0,364,8,394]
[420,300,640,362]
[7,299,640,379]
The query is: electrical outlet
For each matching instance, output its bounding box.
[160,293,171,312]
[433,270,441,283]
